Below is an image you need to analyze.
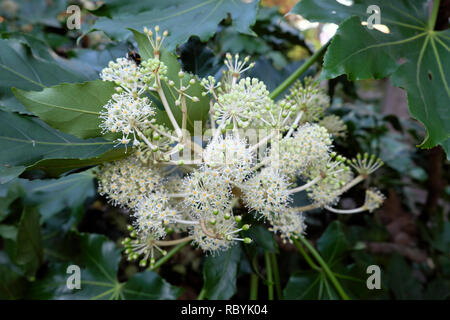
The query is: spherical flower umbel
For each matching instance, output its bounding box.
[242,167,291,218]
[101,57,148,95]
[363,188,385,212]
[203,135,254,183]
[99,93,155,146]
[96,156,162,208]
[270,123,332,178]
[190,217,237,254]
[183,167,231,217]
[304,159,353,207]
[133,192,179,238]
[268,211,306,243]
[212,77,272,128]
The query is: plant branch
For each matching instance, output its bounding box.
[150,238,191,270]
[264,251,274,300]
[250,273,259,300]
[297,237,350,300]
[270,253,282,300]
[293,238,321,272]
[269,41,330,99]
[429,0,441,30]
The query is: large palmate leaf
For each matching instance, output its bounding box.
[28,234,182,300]
[202,245,241,300]
[89,0,260,49]
[131,29,211,133]
[0,38,96,114]
[0,111,125,179]
[13,80,116,139]
[291,0,450,156]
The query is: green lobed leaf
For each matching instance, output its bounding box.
[0,38,95,114]
[321,16,398,80]
[202,245,241,300]
[291,0,450,155]
[0,110,125,177]
[13,80,116,139]
[28,233,182,300]
[89,0,260,50]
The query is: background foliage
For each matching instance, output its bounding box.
[0,0,448,300]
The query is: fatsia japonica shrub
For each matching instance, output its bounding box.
[91,27,385,268]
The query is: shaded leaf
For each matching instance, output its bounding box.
[317,221,348,265]
[16,207,43,277]
[0,110,123,176]
[89,0,260,49]
[0,165,25,184]
[202,245,241,299]
[29,234,181,300]
[245,225,278,253]
[284,271,338,300]
[0,182,22,222]
[18,171,95,222]
[0,264,27,299]
[386,254,422,299]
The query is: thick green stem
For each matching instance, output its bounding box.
[197,287,206,300]
[250,273,259,300]
[429,0,440,30]
[293,239,321,272]
[264,252,274,300]
[270,253,282,300]
[150,239,191,270]
[269,41,330,99]
[298,237,350,300]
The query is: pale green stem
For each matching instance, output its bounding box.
[149,239,191,270]
[429,0,441,30]
[270,253,282,300]
[297,237,350,300]
[264,251,274,300]
[250,273,259,300]
[269,41,330,99]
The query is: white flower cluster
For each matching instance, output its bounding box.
[211,77,272,129]
[242,167,291,218]
[96,156,162,208]
[271,123,332,178]
[99,94,154,147]
[96,27,385,266]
